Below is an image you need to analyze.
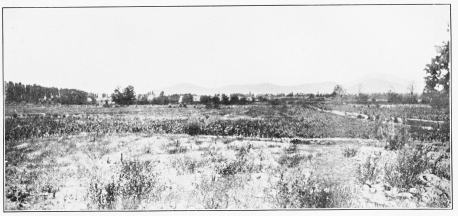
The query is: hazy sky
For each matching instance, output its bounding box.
[4,5,450,94]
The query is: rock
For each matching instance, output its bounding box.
[409,188,418,194]
[383,184,392,191]
[407,201,417,208]
[361,190,372,200]
[254,193,264,198]
[372,192,388,206]
[418,201,428,207]
[418,173,440,184]
[19,202,30,208]
[357,114,369,120]
[362,185,370,191]
[385,190,397,198]
[397,192,413,200]
[421,195,430,203]
[372,184,384,192]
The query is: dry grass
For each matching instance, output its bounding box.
[5,132,450,210]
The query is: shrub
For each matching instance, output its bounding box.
[357,153,385,184]
[343,146,358,157]
[384,125,410,150]
[171,156,198,175]
[88,160,164,210]
[197,174,247,209]
[275,167,355,208]
[217,144,258,176]
[384,145,433,189]
[277,154,308,168]
[286,143,299,153]
[185,122,201,136]
[167,140,188,154]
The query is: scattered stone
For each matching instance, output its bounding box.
[19,202,30,208]
[362,185,370,191]
[409,188,418,194]
[385,190,397,198]
[418,173,440,185]
[397,192,413,200]
[369,188,376,194]
[421,195,430,203]
[372,184,384,192]
[418,201,428,207]
[383,184,392,191]
[407,201,417,208]
[372,192,388,206]
[254,193,264,198]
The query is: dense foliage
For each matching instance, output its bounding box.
[4,105,448,143]
[4,81,95,105]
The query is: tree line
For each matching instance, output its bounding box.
[110,85,256,106]
[4,81,97,105]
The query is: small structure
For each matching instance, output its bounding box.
[147,95,155,101]
[193,95,201,102]
[96,96,113,105]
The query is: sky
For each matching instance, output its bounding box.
[3,5,450,95]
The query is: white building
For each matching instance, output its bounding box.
[147,95,155,101]
[193,95,201,102]
[96,96,113,105]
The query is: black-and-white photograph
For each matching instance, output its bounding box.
[2,1,453,211]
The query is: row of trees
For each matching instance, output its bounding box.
[4,81,96,105]
[109,85,258,106]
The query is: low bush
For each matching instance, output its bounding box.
[357,152,385,184]
[277,154,308,168]
[88,159,164,210]
[167,140,188,154]
[217,144,259,176]
[185,122,201,136]
[275,167,355,208]
[384,145,433,189]
[171,156,198,175]
[343,146,358,157]
[385,126,410,150]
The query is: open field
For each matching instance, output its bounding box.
[4,103,451,210]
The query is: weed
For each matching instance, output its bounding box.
[171,155,198,175]
[384,145,432,189]
[275,167,354,208]
[357,153,384,184]
[286,143,299,153]
[88,159,165,210]
[217,144,259,176]
[277,154,308,168]
[167,140,188,154]
[185,122,201,136]
[343,146,359,157]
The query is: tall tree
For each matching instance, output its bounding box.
[422,25,449,109]
[123,85,136,105]
[424,41,450,95]
[111,85,136,105]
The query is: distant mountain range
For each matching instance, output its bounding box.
[343,73,413,94]
[156,73,416,95]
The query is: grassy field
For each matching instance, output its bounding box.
[4,104,451,210]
